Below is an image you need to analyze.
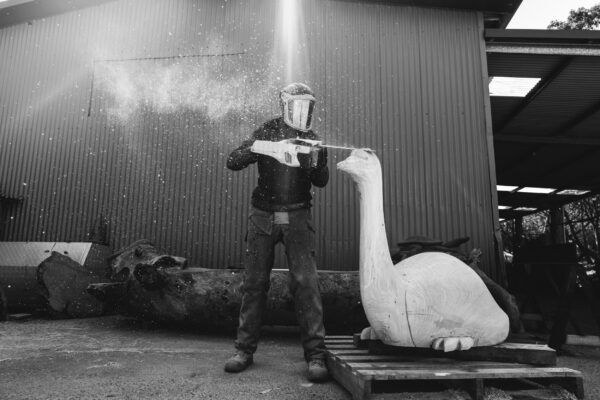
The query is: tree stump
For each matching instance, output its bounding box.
[38,252,108,318]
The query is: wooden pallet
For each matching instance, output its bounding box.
[355,334,558,367]
[325,336,584,400]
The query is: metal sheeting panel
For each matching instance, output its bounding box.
[0,0,497,277]
[302,3,496,274]
[415,9,494,267]
[0,242,93,266]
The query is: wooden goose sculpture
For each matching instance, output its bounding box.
[337,149,509,351]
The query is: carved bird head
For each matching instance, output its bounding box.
[337,148,380,183]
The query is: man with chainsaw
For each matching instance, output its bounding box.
[225,83,329,382]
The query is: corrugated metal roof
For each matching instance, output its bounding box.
[486,29,600,219]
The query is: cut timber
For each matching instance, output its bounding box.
[38,252,108,318]
[325,336,584,400]
[0,242,111,312]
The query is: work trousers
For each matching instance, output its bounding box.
[235,207,326,361]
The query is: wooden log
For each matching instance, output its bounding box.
[86,282,128,313]
[89,266,367,332]
[38,252,108,318]
[107,239,187,281]
[87,238,367,331]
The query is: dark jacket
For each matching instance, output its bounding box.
[227,117,329,212]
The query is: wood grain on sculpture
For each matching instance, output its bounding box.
[392,238,523,334]
[337,149,509,351]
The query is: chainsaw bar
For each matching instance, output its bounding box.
[292,138,373,152]
[319,144,362,151]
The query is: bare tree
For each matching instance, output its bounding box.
[500,211,549,254]
[564,196,600,279]
[546,3,600,283]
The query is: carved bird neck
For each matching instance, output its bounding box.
[338,150,394,289]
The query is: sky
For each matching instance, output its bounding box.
[507,0,600,29]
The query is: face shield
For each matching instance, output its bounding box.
[281,93,315,132]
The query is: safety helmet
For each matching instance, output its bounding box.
[280,83,316,132]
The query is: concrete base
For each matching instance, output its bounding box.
[0,316,349,400]
[2,316,600,400]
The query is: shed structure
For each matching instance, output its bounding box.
[485,29,600,221]
[0,0,520,282]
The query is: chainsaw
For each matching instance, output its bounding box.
[250,138,358,167]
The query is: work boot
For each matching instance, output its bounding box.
[224,351,253,373]
[307,358,329,382]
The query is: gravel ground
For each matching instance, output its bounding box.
[0,316,350,400]
[0,315,598,399]
[557,344,600,399]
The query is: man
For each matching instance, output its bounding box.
[225,83,329,382]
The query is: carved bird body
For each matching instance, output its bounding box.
[338,149,509,351]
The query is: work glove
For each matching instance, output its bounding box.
[315,147,327,169]
[297,152,313,169]
[298,147,327,169]
[226,140,258,170]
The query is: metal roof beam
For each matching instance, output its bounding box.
[495,134,600,146]
[538,147,600,189]
[486,29,600,44]
[498,149,599,190]
[486,29,600,55]
[551,98,600,137]
[498,97,600,177]
[487,44,600,57]
[496,56,574,134]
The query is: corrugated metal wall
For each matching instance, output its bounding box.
[0,0,498,279]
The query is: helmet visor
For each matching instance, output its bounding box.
[286,99,315,131]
